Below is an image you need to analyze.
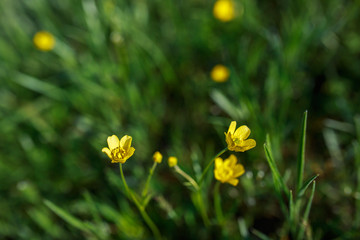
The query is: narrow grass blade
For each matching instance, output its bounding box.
[83,191,101,225]
[44,199,93,233]
[297,174,319,199]
[353,141,360,227]
[296,111,308,193]
[264,143,288,196]
[238,218,249,238]
[265,134,274,161]
[13,73,65,101]
[289,190,294,225]
[210,89,246,120]
[297,181,316,240]
[354,115,360,227]
[252,229,273,240]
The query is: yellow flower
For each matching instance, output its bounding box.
[213,0,235,22]
[33,31,55,51]
[214,154,245,186]
[168,156,178,167]
[225,121,256,152]
[211,64,230,83]
[102,135,135,163]
[153,151,163,163]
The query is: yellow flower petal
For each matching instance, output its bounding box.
[214,155,245,185]
[225,132,233,147]
[127,147,135,159]
[107,135,120,151]
[120,147,135,163]
[228,121,236,134]
[240,139,256,151]
[102,147,112,159]
[227,179,239,186]
[214,170,222,182]
[233,125,250,140]
[233,164,245,177]
[120,135,132,151]
[215,157,223,168]
[224,154,237,168]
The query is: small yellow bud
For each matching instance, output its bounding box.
[153,151,163,163]
[168,156,178,167]
[33,31,55,51]
[211,64,230,83]
[213,0,235,22]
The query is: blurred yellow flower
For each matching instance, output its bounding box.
[102,135,135,163]
[153,151,163,163]
[168,156,178,167]
[214,154,245,186]
[211,64,230,83]
[225,121,256,152]
[213,0,235,22]
[33,31,55,51]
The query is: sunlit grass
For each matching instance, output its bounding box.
[1,0,360,239]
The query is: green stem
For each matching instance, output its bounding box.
[214,181,224,225]
[119,164,162,240]
[199,147,228,185]
[142,162,158,198]
[174,165,199,190]
[138,207,162,240]
[195,190,211,227]
[172,165,209,226]
[119,163,132,199]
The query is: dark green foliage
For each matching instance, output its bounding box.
[1,0,360,239]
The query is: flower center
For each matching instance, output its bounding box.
[112,147,126,160]
[219,167,233,180]
[232,136,243,145]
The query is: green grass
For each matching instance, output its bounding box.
[1,0,360,239]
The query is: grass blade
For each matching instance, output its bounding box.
[297,181,316,240]
[83,191,101,225]
[238,218,249,239]
[210,89,246,120]
[252,229,273,240]
[13,73,65,101]
[264,143,288,196]
[289,190,294,227]
[296,110,308,193]
[297,174,319,199]
[354,115,360,227]
[44,199,94,234]
[353,141,360,227]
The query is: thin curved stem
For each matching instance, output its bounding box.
[195,190,211,227]
[142,162,158,198]
[119,164,162,240]
[174,165,199,191]
[214,181,224,225]
[199,147,228,185]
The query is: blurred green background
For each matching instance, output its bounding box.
[1,0,360,239]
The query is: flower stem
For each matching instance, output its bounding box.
[138,207,162,240]
[142,162,158,198]
[199,147,228,185]
[119,164,162,240]
[214,181,224,225]
[195,190,211,227]
[174,165,199,191]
